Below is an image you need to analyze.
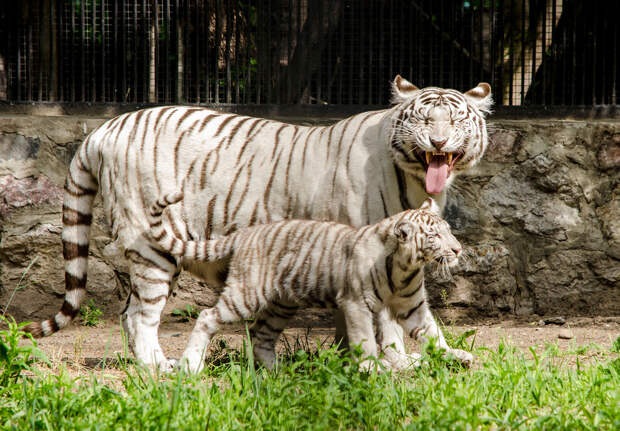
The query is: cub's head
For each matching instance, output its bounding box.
[392,198,462,274]
[389,75,493,196]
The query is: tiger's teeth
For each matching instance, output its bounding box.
[447,153,453,164]
[425,152,431,164]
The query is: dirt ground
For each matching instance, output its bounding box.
[28,309,620,379]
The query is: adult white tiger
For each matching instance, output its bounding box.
[25,75,492,371]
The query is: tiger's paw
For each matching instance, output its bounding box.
[358,358,390,374]
[179,349,206,374]
[158,358,178,373]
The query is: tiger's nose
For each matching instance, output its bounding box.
[430,138,448,150]
[452,246,462,256]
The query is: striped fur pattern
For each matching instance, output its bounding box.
[148,195,472,373]
[23,75,490,371]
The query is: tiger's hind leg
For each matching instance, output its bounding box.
[250,301,299,370]
[180,281,261,373]
[122,239,179,372]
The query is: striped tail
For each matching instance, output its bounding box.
[24,143,98,337]
[147,192,233,262]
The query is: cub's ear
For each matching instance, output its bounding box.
[394,221,414,243]
[419,198,440,215]
[391,75,419,104]
[464,82,493,115]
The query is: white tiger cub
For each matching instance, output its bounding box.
[24,75,491,372]
[147,193,473,373]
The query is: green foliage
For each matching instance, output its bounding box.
[612,336,620,353]
[0,316,48,387]
[1,335,619,430]
[80,299,103,327]
[171,304,199,322]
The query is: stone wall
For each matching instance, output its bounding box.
[0,113,618,321]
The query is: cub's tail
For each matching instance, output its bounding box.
[24,140,98,337]
[147,192,232,262]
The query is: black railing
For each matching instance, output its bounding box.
[0,0,617,107]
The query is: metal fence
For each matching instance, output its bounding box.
[0,0,617,107]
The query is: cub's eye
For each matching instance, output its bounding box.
[424,119,430,125]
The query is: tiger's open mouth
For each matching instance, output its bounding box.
[413,151,463,195]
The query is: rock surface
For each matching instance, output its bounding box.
[1,115,618,321]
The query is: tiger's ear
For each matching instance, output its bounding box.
[464,82,493,115]
[419,198,440,215]
[391,75,419,104]
[394,220,414,243]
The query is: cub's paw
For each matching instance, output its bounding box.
[448,349,474,368]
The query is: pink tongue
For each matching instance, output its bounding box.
[425,158,449,195]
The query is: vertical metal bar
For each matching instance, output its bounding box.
[540,0,546,105]
[591,0,596,104]
[286,0,292,103]
[326,0,332,103]
[571,1,576,106]
[92,0,96,102]
[550,0,556,104]
[469,1,474,87]
[57,0,64,101]
[408,2,414,86]
[257,1,262,104]
[27,9,32,101]
[245,0,251,104]
[165,0,170,103]
[530,1,537,104]
[497,0,504,105]
[520,0,525,104]
[101,0,106,101]
[508,0,514,105]
[121,0,126,102]
[357,1,363,104]
[479,0,483,83]
[81,0,86,101]
[490,0,495,93]
[415,2,420,86]
[225,0,232,103]
[562,2,569,105]
[133,0,138,102]
[368,1,374,104]
[389,0,394,95]
[613,0,618,105]
[235,4,240,103]
[214,0,220,103]
[316,0,322,105]
[338,0,344,104]
[39,4,44,101]
[439,0,444,87]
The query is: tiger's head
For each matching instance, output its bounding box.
[392,198,462,273]
[389,75,493,195]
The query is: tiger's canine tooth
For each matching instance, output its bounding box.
[447,153,453,164]
[425,152,431,164]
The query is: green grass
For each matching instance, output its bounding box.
[1,324,618,430]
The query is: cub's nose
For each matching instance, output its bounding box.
[452,246,462,256]
[430,138,448,150]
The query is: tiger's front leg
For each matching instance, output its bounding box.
[374,307,420,370]
[397,300,473,368]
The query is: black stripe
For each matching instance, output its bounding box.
[63,242,90,259]
[399,299,425,320]
[394,167,412,210]
[400,267,421,289]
